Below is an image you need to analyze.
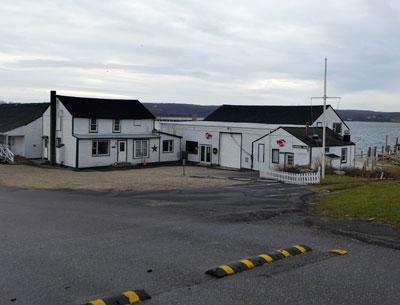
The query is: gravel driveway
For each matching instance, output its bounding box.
[0,164,245,191]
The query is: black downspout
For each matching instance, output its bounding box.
[50,90,56,166]
[75,138,79,169]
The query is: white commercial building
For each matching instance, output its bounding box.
[252,127,355,171]
[161,104,354,170]
[0,103,49,159]
[42,91,181,168]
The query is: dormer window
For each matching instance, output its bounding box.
[89,118,98,133]
[333,122,342,135]
[113,119,121,133]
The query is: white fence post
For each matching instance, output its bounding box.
[260,167,320,185]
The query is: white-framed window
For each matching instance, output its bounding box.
[286,153,294,166]
[134,139,149,158]
[133,120,142,127]
[341,147,348,163]
[333,122,342,134]
[113,119,121,133]
[162,139,174,153]
[56,137,62,146]
[258,143,265,162]
[272,149,279,164]
[92,140,110,156]
[56,110,63,131]
[89,118,98,133]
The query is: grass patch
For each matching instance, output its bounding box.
[313,177,400,225]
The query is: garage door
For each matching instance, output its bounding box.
[219,133,241,169]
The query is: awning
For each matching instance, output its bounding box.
[325,153,340,159]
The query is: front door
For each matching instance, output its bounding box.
[117,140,127,162]
[199,144,211,164]
[284,153,294,170]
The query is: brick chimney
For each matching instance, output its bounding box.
[50,90,56,166]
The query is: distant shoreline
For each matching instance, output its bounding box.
[345,120,400,124]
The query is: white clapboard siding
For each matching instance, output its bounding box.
[260,167,320,185]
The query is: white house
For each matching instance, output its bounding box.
[252,126,355,171]
[161,104,351,170]
[42,91,181,169]
[0,103,49,159]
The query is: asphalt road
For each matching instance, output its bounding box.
[0,181,399,305]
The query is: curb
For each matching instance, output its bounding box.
[86,289,151,305]
[205,245,312,278]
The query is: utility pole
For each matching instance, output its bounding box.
[311,58,341,179]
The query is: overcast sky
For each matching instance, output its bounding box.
[1,1,399,111]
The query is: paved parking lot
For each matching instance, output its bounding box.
[0,181,399,305]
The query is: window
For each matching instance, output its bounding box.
[92,140,110,156]
[325,147,330,153]
[286,153,294,166]
[316,122,322,127]
[89,118,98,133]
[258,143,265,162]
[133,120,142,127]
[341,147,348,163]
[56,110,63,131]
[333,122,342,134]
[56,137,62,146]
[272,149,279,164]
[113,119,121,133]
[186,141,198,154]
[162,139,174,153]
[44,137,48,148]
[134,140,148,158]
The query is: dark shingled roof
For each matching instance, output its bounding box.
[281,127,355,147]
[0,103,49,133]
[204,104,332,125]
[57,95,155,120]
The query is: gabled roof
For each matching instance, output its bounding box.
[0,103,49,133]
[57,95,155,120]
[204,104,334,125]
[281,127,355,147]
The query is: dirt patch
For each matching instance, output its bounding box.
[0,165,243,192]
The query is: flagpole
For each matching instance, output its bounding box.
[322,58,327,179]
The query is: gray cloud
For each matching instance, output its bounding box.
[0,0,399,110]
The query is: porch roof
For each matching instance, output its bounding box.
[74,133,160,139]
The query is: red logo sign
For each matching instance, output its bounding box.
[276,139,286,147]
[205,132,212,140]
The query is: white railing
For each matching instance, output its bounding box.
[0,144,14,164]
[260,167,320,185]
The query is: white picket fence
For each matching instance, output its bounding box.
[0,144,14,164]
[260,167,321,185]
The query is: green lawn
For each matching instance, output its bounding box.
[312,176,400,225]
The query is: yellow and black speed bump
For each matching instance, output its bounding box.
[205,245,312,278]
[86,289,151,305]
